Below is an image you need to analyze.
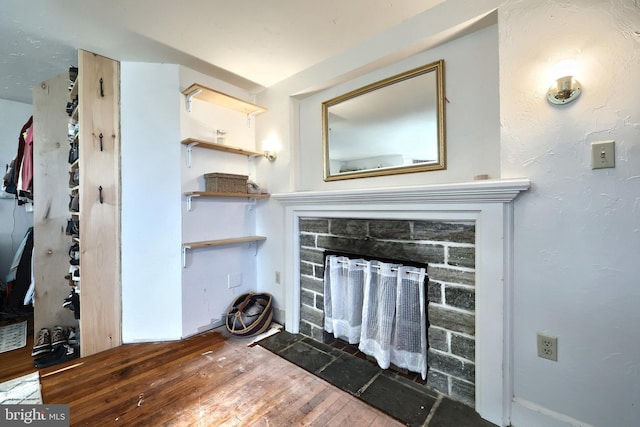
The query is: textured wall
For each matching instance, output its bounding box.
[499,1,640,425]
[298,217,477,405]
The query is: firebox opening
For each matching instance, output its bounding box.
[322,250,430,380]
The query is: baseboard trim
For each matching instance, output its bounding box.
[511,397,594,427]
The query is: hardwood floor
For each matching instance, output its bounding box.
[1,325,404,426]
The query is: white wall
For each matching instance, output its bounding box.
[120,63,183,342]
[254,0,640,426]
[178,66,261,337]
[297,25,500,190]
[499,1,640,426]
[0,99,33,281]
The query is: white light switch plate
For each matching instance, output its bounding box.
[591,141,615,169]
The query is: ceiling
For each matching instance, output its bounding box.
[1,0,446,105]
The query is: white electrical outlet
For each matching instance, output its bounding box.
[227,272,242,289]
[537,333,558,361]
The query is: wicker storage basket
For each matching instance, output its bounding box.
[204,173,248,193]
[225,292,273,337]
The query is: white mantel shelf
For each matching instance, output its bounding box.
[272,178,530,205]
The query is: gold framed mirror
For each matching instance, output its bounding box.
[322,60,445,181]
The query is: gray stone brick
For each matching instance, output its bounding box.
[316,294,324,311]
[428,327,448,352]
[300,275,323,294]
[314,264,325,279]
[319,236,445,265]
[299,218,329,234]
[448,246,475,268]
[299,321,313,338]
[428,266,475,286]
[451,378,475,406]
[300,304,324,328]
[413,221,475,244]
[309,325,325,342]
[428,305,475,335]
[428,281,443,304]
[428,350,475,383]
[427,370,449,394]
[451,334,475,362]
[445,286,475,311]
[299,233,316,248]
[300,261,314,276]
[300,247,324,265]
[317,235,374,255]
[369,220,411,240]
[301,289,315,307]
[329,219,368,237]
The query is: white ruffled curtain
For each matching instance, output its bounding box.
[323,255,428,379]
[323,256,366,344]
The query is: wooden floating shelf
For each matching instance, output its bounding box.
[184,191,269,198]
[183,236,266,250]
[181,138,264,157]
[182,83,267,116]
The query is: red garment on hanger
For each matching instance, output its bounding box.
[20,121,34,193]
[13,116,33,189]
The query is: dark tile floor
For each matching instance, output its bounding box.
[257,330,497,427]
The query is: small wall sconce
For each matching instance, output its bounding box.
[547,75,582,105]
[262,137,279,162]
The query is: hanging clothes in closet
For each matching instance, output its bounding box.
[2,116,34,203]
[3,227,34,310]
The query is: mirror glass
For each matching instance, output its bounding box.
[322,60,445,181]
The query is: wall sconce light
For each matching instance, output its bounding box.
[264,151,277,161]
[262,137,279,162]
[547,75,582,105]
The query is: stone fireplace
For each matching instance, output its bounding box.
[273,178,529,427]
[298,217,477,404]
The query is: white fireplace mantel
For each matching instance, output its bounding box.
[273,178,530,427]
[273,178,531,205]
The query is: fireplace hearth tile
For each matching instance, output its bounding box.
[359,374,435,427]
[256,330,498,427]
[301,336,341,356]
[428,396,497,427]
[279,341,334,373]
[256,330,302,353]
[318,353,380,394]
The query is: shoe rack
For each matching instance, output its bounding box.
[32,49,121,359]
[76,49,121,357]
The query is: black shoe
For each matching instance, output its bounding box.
[31,328,52,356]
[51,326,66,347]
[34,343,79,368]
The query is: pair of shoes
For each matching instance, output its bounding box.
[68,169,79,187]
[65,218,79,237]
[32,328,51,356]
[34,343,79,368]
[31,326,74,357]
[69,192,79,212]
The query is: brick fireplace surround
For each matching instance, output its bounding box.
[273,179,529,427]
[298,217,476,404]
